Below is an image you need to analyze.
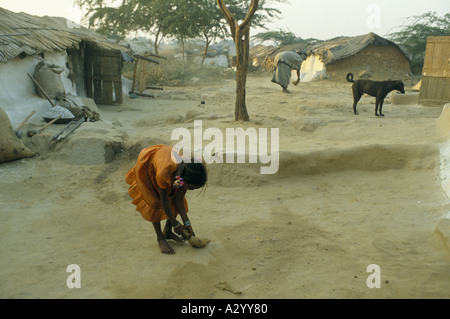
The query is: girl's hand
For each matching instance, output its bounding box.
[173,222,185,236]
[183,220,195,238]
[185,225,195,237]
[179,225,195,240]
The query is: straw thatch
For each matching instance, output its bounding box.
[0,7,127,63]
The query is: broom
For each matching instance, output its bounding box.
[181,228,210,248]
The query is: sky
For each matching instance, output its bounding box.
[0,0,448,40]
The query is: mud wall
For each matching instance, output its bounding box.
[326,44,411,82]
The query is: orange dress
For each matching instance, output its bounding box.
[125,145,188,222]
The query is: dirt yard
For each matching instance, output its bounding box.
[0,74,449,299]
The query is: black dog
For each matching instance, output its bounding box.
[346,73,405,116]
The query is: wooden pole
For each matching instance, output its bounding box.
[129,91,155,98]
[15,110,36,130]
[146,52,167,60]
[134,54,160,64]
[27,73,55,107]
[132,59,138,92]
[146,86,163,91]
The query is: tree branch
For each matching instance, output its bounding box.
[216,0,237,38]
[239,0,259,32]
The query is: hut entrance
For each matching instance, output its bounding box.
[85,47,123,105]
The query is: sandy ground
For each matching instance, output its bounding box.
[0,74,449,299]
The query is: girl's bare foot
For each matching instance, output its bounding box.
[158,239,175,254]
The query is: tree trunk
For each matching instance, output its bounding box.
[234,27,250,121]
[217,0,259,122]
[201,37,210,66]
[154,27,162,55]
[180,37,186,63]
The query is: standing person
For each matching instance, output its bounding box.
[271,50,307,93]
[125,144,207,254]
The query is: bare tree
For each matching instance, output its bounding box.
[217,0,259,122]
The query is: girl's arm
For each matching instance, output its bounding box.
[175,187,195,236]
[159,187,184,234]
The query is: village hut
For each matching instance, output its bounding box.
[418,36,450,106]
[0,7,129,126]
[252,33,412,83]
[301,33,412,82]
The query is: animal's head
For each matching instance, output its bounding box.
[396,81,405,94]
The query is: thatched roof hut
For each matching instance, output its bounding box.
[251,33,412,82]
[305,33,411,65]
[0,7,132,128]
[0,7,125,63]
[0,7,129,112]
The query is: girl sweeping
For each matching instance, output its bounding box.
[126,144,208,254]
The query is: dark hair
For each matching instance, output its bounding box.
[178,161,207,188]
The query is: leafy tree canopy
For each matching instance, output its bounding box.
[76,0,287,56]
[388,11,450,74]
[253,29,312,46]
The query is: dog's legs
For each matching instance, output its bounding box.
[353,100,359,115]
[375,94,385,117]
[352,87,362,115]
[375,96,385,117]
[375,98,380,116]
[379,98,384,117]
